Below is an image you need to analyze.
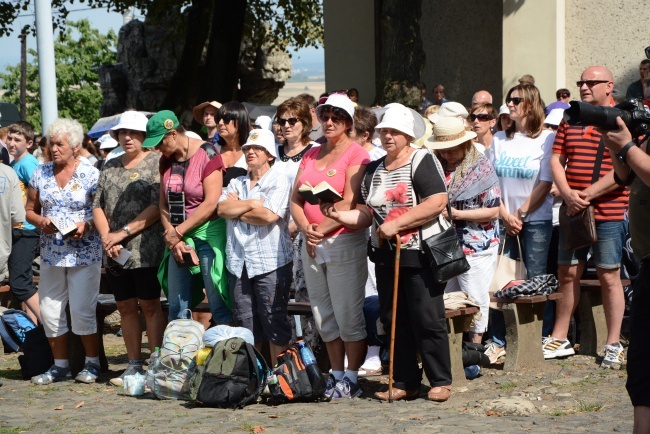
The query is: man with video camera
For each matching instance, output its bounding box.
[600,114,650,434]
[545,66,629,369]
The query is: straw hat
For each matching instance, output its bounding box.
[428,102,469,124]
[192,101,222,125]
[427,117,477,150]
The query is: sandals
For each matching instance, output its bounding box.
[427,385,452,402]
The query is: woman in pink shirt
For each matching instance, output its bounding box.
[291,94,370,400]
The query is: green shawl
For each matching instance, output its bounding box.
[157,218,230,310]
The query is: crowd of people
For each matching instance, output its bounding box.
[0,61,648,426]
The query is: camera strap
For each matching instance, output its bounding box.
[591,137,605,184]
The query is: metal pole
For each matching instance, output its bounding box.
[20,32,27,121]
[34,0,58,134]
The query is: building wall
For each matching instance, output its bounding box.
[565,0,650,98]
[420,1,503,106]
[323,0,376,106]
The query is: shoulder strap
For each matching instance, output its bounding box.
[592,137,606,184]
[364,156,386,227]
[410,148,453,228]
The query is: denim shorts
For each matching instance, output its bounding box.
[558,220,626,269]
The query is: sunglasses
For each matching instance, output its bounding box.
[469,113,493,122]
[576,80,609,87]
[506,97,524,105]
[559,92,570,98]
[277,117,299,127]
[217,113,237,124]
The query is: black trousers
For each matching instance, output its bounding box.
[626,258,650,407]
[375,264,452,391]
[8,228,39,303]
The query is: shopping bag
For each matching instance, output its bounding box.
[489,235,528,309]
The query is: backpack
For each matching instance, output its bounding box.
[189,337,268,408]
[0,309,37,353]
[268,341,326,403]
[146,309,204,400]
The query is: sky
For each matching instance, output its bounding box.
[0,4,324,74]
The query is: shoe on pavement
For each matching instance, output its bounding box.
[32,364,72,385]
[322,374,338,401]
[358,366,383,377]
[374,387,419,401]
[109,364,145,387]
[75,362,101,384]
[600,343,624,370]
[484,342,506,364]
[542,337,575,359]
[332,376,362,399]
[427,385,452,402]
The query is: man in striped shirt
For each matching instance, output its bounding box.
[544,66,629,369]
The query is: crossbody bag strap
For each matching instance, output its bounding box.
[410,149,451,237]
[592,137,606,184]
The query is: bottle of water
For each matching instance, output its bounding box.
[299,341,316,366]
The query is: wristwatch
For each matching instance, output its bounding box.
[122,225,132,236]
[617,141,636,164]
[519,210,528,219]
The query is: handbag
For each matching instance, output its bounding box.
[419,202,471,284]
[489,235,528,309]
[558,138,604,251]
[559,204,597,251]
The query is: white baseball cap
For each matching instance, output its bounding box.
[97,134,119,150]
[498,104,509,116]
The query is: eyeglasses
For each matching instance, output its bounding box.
[319,114,345,124]
[559,92,570,98]
[217,113,237,124]
[576,80,609,87]
[506,97,523,105]
[243,145,267,154]
[469,113,493,122]
[277,117,299,127]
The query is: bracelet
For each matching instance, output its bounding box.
[174,226,184,239]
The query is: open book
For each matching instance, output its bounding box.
[50,219,78,239]
[298,181,343,205]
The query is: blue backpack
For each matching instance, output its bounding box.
[0,309,37,353]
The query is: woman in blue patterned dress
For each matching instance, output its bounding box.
[25,118,103,385]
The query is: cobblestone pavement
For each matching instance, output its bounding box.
[0,333,632,433]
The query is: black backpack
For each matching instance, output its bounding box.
[189,337,268,409]
[268,341,326,402]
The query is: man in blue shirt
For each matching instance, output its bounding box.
[626,59,650,100]
[7,121,41,325]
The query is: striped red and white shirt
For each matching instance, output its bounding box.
[552,121,628,221]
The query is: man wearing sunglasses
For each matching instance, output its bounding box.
[546,66,629,371]
[468,103,497,153]
[625,59,650,101]
[545,89,571,115]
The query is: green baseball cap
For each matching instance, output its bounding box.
[142,110,179,148]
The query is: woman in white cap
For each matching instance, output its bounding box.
[290,93,370,399]
[486,84,555,363]
[92,110,166,386]
[324,103,453,402]
[496,104,512,132]
[430,117,501,348]
[218,129,293,362]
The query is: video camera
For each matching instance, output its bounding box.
[563,99,650,137]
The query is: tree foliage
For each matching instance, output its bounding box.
[0,19,117,132]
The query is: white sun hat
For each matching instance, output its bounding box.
[97,134,119,150]
[428,102,469,124]
[109,111,149,140]
[544,108,565,127]
[374,103,426,141]
[316,93,355,122]
[254,115,273,131]
[241,129,277,158]
[427,117,477,150]
[498,104,509,116]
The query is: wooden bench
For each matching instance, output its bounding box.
[0,276,41,308]
[490,293,563,371]
[445,306,479,385]
[578,279,630,357]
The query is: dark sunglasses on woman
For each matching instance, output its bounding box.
[469,113,493,122]
[217,113,237,124]
[506,97,523,105]
[277,117,299,127]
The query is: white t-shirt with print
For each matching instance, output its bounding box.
[488,129,555,222]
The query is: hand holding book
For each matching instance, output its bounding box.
[298,181,343,205]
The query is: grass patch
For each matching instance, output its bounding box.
[547,409,571,417]
[577,402,602,412]
[0,369,22,380]
[497,381,517,392]
[241,422,255,433]
[0,428,26,434]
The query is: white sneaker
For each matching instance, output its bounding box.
[542,337,575,359]
[600,343,624,370]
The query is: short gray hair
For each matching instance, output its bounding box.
[47,118,84,149]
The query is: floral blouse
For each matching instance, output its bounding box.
[30,160,102,267]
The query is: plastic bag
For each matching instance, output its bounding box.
[203,325,254,347]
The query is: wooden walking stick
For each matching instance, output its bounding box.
[388,234,402,403]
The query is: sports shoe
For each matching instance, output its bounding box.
[109,364,145,387]
[542,337,575,359]
[104,310,121,327]
[600,343,624,370]
[31,364,72,385]
[322,374,337,401]
[484,342,506,364]
[75,362,101,384]
[332,376,362,399]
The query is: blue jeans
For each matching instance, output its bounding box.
[490,220,553,347]
[558,220,626,269]
[167,238,232,323]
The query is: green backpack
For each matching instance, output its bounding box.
[189,337,268,408]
